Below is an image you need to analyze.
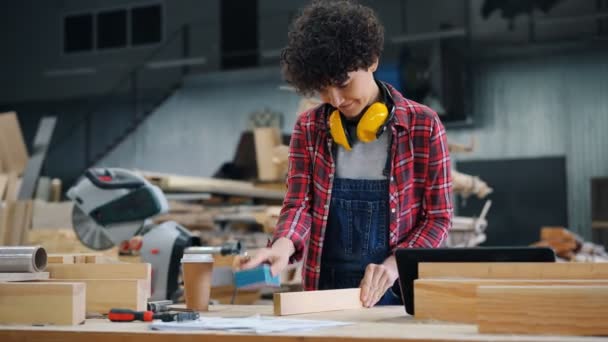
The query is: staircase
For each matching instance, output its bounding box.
[48,24,200,187]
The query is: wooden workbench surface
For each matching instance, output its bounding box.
[0,304,606,342]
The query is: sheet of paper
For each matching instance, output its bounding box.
[149,314,352,334]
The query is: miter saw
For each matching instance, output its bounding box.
[67,168,243,301]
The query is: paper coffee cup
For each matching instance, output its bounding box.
[181,254,214,311]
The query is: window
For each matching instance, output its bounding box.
[63,3,162,54]
[64,14,93,53]
[131,5,162,45]
[97,9,127,49]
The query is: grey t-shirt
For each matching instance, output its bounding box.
[335,130,390,180]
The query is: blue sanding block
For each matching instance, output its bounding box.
[234,265,280,290]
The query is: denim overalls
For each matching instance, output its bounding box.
[319,143,402,306]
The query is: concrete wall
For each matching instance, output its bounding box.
[449,48,608,239]
[100,67,301,178]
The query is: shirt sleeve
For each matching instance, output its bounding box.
[269,114,313,262]
[397,114,453,249]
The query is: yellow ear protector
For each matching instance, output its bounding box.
[328,82,394,151]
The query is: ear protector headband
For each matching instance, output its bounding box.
[328,81,395,151]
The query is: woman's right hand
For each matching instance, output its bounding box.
[236,237,294,277]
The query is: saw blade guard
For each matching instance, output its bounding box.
[67,168,169,249]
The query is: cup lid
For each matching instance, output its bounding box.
[181,254,214,263]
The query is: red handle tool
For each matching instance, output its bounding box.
[108,308,155,322]
[109,308,199,322]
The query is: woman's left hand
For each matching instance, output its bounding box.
[359,259,399,308]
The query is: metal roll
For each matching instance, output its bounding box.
[0,246,48,272]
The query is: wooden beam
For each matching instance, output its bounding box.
[0,282,85,325]
[0,204,7,245]
[139,171,285,200]
[273,288,362,316]
[46,263,151,298]
[84,254,106,263]
[415,278,608,323]
[43,279,147,314]
[47,253,107,264]
[419,262,608,279]
[253,127,282,181]
[477,285,608,336]
[4,172,19,201]
[1,200,33,245]
[0,112,28,175]
[46,263,150,279]
[0,173,7,200]
[47,254,76,264]
[0,272,50,282]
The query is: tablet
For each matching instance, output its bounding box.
[395,247,556,315]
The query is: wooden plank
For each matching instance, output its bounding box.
[273,288,362,316]
[47,254,75,264]
[0,282,85,325]
[0,272,50,282]
[0,200,31,246]
[477,285,608,336]
[50,178,62,202]
[4,173,19,201]
[415,278,608,323]
[3,200,33,245]
[0,173,7,200]
[47,253,119,264]
[419,262,608,279]
[0,205,5,245]
[2,201,18,245]
[46,263,150,279]
[253,127,282,181]
[46,263,151,298]
[43,279,147,314]
[47,254,105,264]
[0,112,28,175]
[138,171,285,200]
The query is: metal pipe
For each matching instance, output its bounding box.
[0,246,48,272]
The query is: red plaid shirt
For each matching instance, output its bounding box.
[273,84,453,290]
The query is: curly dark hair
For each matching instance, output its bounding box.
[281,0,384,96]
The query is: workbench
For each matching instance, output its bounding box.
[0,304,606,342]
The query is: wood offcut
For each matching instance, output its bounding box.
[419,262,608,279]
[477,285,608,336]
[415,278,608,323]
[274,288,362,316]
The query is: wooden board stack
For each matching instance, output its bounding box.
[0,253,151,325]
[45,261,151,313]
[413,262,608,336]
